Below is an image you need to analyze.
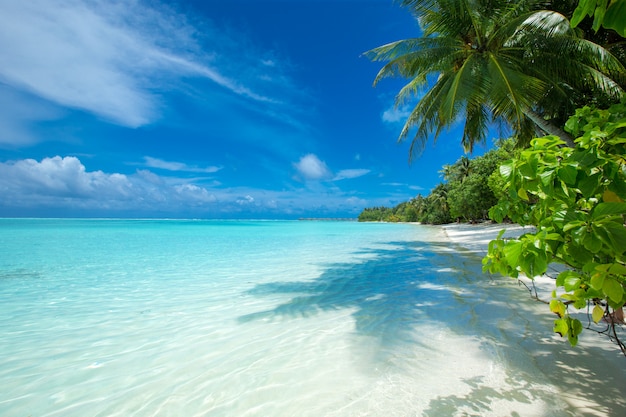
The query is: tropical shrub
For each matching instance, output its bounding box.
[483,101,626,353]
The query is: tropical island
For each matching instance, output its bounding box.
[360,0,626,356]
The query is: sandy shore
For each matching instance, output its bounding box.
[441,222,560,296]
[440,222,626,416]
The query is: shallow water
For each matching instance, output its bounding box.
[0,219,624,416]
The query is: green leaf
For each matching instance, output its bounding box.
[499,162,514,179]
[503,241,523,267]
[550,299,567,317]
[590,272,606,290]
[592,304,604,323]
[517,187,529,201]
[557,270,579,287]
[603,278,624,304]
[553,318,569,337]
[579,173,601,197]
[603,0,626,37]
[591,202,626,220]
[583,232,603,253]
[603,222,626,253]
[609,180,626,200]
[558,165,578,185]
[592,0,607,31]
[564,275,582,291]
[568,318,583,346]
[609,263,626,276]
[563,220,584,232]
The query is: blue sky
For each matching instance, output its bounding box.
[0,0,490,219]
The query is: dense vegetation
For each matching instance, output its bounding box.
[364,0,626,353]
[358,140,518,224]
[484,101,626,353]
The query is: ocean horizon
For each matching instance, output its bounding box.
[1,218,623,416]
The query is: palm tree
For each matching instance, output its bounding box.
[365,0,625,160]
[439,156,471,182]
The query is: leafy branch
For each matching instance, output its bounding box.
[483,100,626,354]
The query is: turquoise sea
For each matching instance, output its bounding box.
[1,219,624,416]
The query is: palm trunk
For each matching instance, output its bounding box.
[526,109,576,147]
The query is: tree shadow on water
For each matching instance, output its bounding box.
[237,240,459,348]
[237,238,626,416]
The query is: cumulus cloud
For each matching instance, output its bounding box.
[0,156,132,199]
[143,156,221,173]
[294,154,332,181]
[0,155,378,217]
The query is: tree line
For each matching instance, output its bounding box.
[358,139,518,224]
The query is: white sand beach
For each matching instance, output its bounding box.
[441,222,626,417]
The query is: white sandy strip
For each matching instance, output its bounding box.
[441,222,626,416]
[441,222,562,296]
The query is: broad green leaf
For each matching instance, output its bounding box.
[603,222,626,253]
[550,299,566,317]
[557,270,578,287]
[499,162,514,179]
[558,165,578,185]
[564,275,582,291]
[609,263,626,276]
[503,241,523,267]
[603,278,624,303]
[517,187,529,201]
[563,221,584,232]
[579,173,600,197]
[553,318,568,337]
[539,170,554,187]
[583,232,603,253]
[592,304,604,323]
[571,0,597,25]
[574,298,587,309]
[603,0,626,37]
[568,318,583,346]
[592,0,607,31]
[590,272,605,290]
[591,202,626,220]
[609,180,626,199]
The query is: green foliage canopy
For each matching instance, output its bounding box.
[571,0,626,36]
[483,101,626,351]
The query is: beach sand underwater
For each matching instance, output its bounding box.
[0,219,624,416]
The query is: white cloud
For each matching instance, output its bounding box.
[143,156,221,173]
[333,169,370,181]
[294,154,332,181]
[0,156,133,200]
[0,0,292,144]
[173,184,217,204]
[0,155,382,217]
[382,105,412,124]
[236,195,255,205]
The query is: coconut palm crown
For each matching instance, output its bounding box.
[365,0,625,160]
